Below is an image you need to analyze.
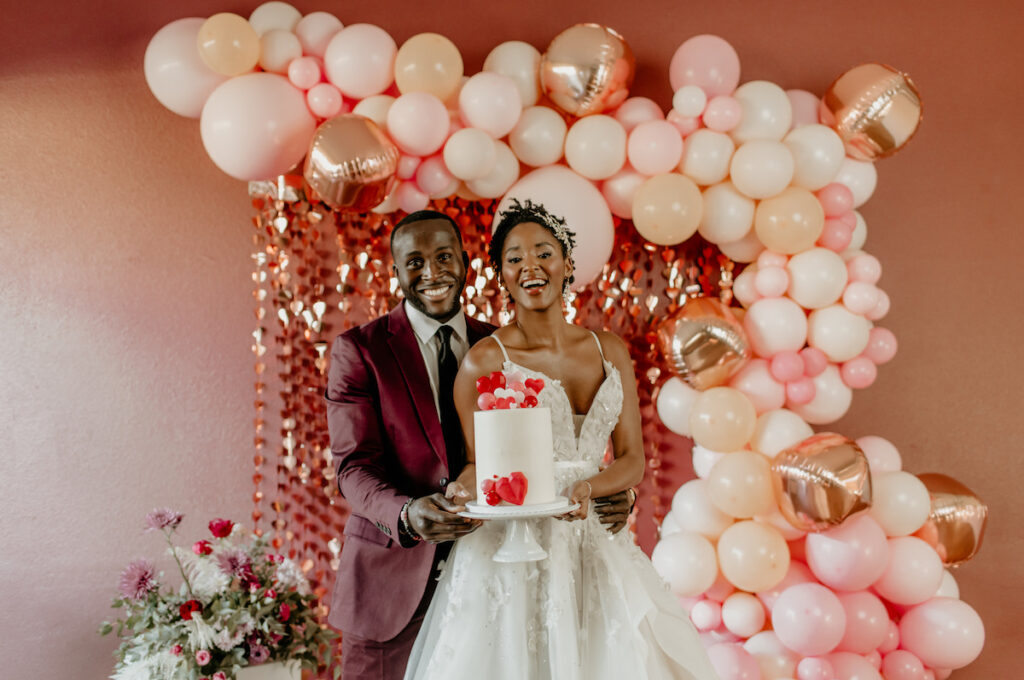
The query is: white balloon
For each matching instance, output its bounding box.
[834,157,878,208]
[351,95,394,131]
[601,167,646,219]
[443,128,497,181]
[751,409,813,458]
[465,140,519,198]
[673,85,708,117]
[483,40,542,107]
[700,181,755,244]
[719,228,766,263]
[723,592,768,638]
[807,304,872,362]
[856,435,903,473]
[681,130,735,185]
[144,18,229,119]
[936,569,960,599]
[672,479,734,539]
[564,115,627,180]
[459,72,522,138]
[869,471,931,537]
[294,12,343,58]
[509,106,567,167]
[660,511,683,538]
[755,507,808,541]
[651,532,719,597]
[783,124,846,190]
[249,1,302,34]
[786,247,849,309]
[732,263,759,307]
[730,80,793,143]
[692,445,727,479]
[790,365,852,424]
[730,141,794,199]
[743,297,809,356]
[843,210,868,255]
[258,29,302,74]
[744,631,799,680]
[728,359,786,413]
[657,377,700,436]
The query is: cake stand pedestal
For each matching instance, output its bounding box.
[459,497,578,563]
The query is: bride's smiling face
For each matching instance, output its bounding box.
[500,221,573,310]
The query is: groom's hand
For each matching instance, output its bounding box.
[594,489,636,534]
[408,493,482,544]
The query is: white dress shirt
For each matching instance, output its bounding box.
[404,301,470,417]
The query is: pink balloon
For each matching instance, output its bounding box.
[397,154,421,180]
[707,642,762,680]
[866,650,882,670]
[866,289,891,321]
[669,35,741,97]
[756,560,815,611]
[874,537,944,606]
[827,651,883,680]
[864,327,898,364]
[785,377,816,405]
[818,217,855,252]
[843,281,881,315]
[856,435,902,474]
[386,92,450,156]
[614,96,665,132]
[754,265,789,298]
[305,82,345,118]
[144,18,229,118]
[800,347,829,377]
[294,12,344,58]
[287,56,322,90]
[601,167,646,219]
[757,250,789,268]
[787,89,821,129]
[691,599,723,631]
[817,183,855,217]
[836,591,889,653]
[728,358,786,413]
[666,109,701,136]
[805,514,889,592]
[770,351,805,382]
[477,392,496,410]
[395,181,428,213]
[772,583,847,656]
[882,650,926,680]
[797,657,834,680]
[701,628,742,648]
[323,23,397,98]
[415,155,457,197]
[703,95,742,132]
[931,669,952,680]
[705,570,738,602]
[847,253,882,284]
[879,619,900,653]
[627,120,684,175]
[841,357,878,389]
[458,72,522,138]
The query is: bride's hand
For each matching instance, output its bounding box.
[559,480,592,521]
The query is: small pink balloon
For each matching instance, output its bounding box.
[288,56,322,90]
[882,650,926,680]
[879,619,901,653]
[305,82,345,118]
[874,537,944,606]
[800,347,828,377]
[397,154,421,180]
[785,377,816,405]
[866,290,891,321]
[847,253,882,284]
[757,250,789,268]
[837,591,890,654]
[816,183,856,217]
[841,357,878,389]
[805,514,889,592]
[666,109,701,136]
[797,657,834,680]
[628,120,684,175]
[818,217,855,252]
[614,96,665,132]
[703,95,742,132]
[754,265,789,298]
[756,560,815,611]
[856,435,902,474]
[705,570,738,602]
[770,351,805,382]
[477,392,496,410]
[395,180,428,213]
[707,642,762,680]
[415,155,456,197]
[670,35,741,97]
[772,583,847,656]
[838,211,858,230]
[842,281,881,315]
[787,89,821,128]
[864,327,898,364]
[691,599,723,631]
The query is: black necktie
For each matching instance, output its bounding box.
[436,325,462,469]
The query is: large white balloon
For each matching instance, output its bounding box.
[744,297,809,356]
[718,228,766,263]
[730,80,793,143]
[807,304,872,361]
[671,479,734,539]
[790,365,852,424]
[730,141,795,199]
[692,445,727,479]
[783,124,846,190]
[834,157,878,208]
[564,115,627,180]
[787,248,849,309]
[680,130,735,185]
[509,106,567,167]
[458,72,522,138]
[750,409,813,458]
[443,128,497,181]
[869,471,931,537]
[700,181,755,244]
[656,377,700,436]
[144,18,229,118]
[249,2,302,34]
[652,532,719,597]
[465,140,519,198]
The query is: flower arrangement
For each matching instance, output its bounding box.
[100,509,337,680]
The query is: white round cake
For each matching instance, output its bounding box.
[473,407,556,506]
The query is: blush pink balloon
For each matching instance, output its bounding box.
[882,650,926,680]
[836,591,889,653]
[294,11,343,58]
[847,253,882,284]
[772,583,847,656]
[287,56,322,90]
[827,651,883,680]
[707,642,762,680]
[754,265,789,298]
[770,351,805,382]
[855,435,902,473]
[670,35,741,97]
[458,72,522,138]
[691,599,723,631]
[396,154,421,180]
[786,377,816,405]
[666,109,701,136]
[874,537,944,606]
[601,167,647,219]
[728,358,786,413]
[841,357,877,389]
[415,154,457,197]
[305,82,346,118]
[866,650,882,670]
[703,95,743,132]
[805,514,889,591]
[323,23,397,98]
[757,250,789,268]
[879,619,900,653]
[843,281,881,315]
[800,347,829,377]
[787,89,821,128]
[864,327,898,364]
[932,669,952,680]
[818,217,855,252]
[816,183,855,217]
[866,290,891,321]
[628,120,684,175]
[756,560,815,611]
[477,392,496,410]
[614,96,665,132]
[395,180,428,213]
[797,657,834,680]
[386,92,450,156]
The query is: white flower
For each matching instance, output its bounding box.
[111,660,152,680]
[186,616,218,650]
[213,612,255,652]
[174,547,230,599]
[274,558,310,595]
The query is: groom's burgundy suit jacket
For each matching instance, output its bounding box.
[324,301,495,641]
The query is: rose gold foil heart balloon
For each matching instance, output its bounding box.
[913,473,988,566]
[540,23,635,117]
[303,114,400,211]
[819,63,922,161]
[657,296,750,390]
[771,433,873,532]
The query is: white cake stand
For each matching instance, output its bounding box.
[459,497,578,563]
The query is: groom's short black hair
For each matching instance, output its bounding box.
[389,210,463,257]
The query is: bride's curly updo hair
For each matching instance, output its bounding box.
[488,198,578,289]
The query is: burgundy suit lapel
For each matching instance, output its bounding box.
[465,314,495,347]
[387,303,446,467]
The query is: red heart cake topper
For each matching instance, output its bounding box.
[483,471,529,506]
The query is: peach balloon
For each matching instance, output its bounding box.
[689,387,757,452]
[719,228,766,263]
[565,115,628,180]
[693,445,727,480]
[508,106,567,167]
[708,451,776,518]
[394,32,463,101]
[786,247,848,309]
[718,520,790,593]
[352,95,394,130]
[873,537,944,605]
[197,13,261,76]
[744,631,800,680]
[632,173,703,245]
[755,187,826,254]
[483,40,542,107]
[731,141,795,199]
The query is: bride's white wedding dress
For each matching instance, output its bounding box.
[404,333,718,680]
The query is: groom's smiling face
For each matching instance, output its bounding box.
[391,218,468,323]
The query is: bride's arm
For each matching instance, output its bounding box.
[448,339,505,500]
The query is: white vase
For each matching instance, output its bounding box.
[235,661,302,680]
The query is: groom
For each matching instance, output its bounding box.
[325,210,636,679]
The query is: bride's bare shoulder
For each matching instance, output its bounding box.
[461,334,505,377]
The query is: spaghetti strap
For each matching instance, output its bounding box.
[589,331,607,361]
[491,335,511,363]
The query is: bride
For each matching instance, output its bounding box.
[403,199,718,680]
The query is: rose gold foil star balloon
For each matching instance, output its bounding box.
[540,24,635,117]
[913,473,988,566]
[819,63,923,161]
[771,433,873,532]
[657,296,750,390]
[303,114,400,212]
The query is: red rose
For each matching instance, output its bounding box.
[265,588,277,599]
[171,644,183,656]
[179,599,203,621]
[208,519,234,538]
[278,603,291,622]
[192,540,213,556]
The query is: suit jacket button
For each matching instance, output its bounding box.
[439,477,449,489]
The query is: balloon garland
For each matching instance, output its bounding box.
[146,2,989,677]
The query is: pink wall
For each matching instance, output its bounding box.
[1,1,1021,678]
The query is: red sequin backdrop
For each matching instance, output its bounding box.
[249,182,732,615]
